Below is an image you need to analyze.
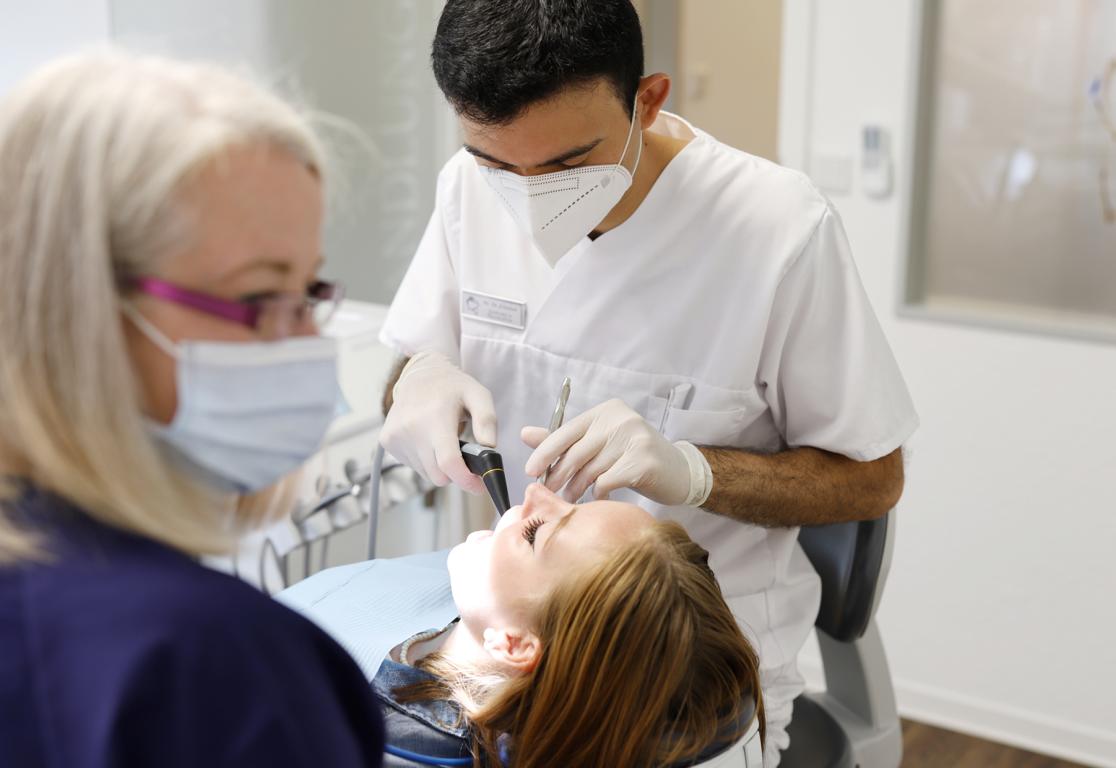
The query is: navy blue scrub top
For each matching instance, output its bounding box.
[0,486,384,768]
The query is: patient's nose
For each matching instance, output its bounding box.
[521,482,563,515]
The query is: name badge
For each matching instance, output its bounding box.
[461,290,527,330]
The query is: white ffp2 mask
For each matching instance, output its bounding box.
[124,305,341,494]
[480,106,643,266]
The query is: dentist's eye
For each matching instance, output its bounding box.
[522,517,543,548]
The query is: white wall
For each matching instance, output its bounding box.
[676,0,782,161]
[781,2,1116,766]
[0,0,109,94]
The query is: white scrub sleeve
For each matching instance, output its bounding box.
[378,169,463,364]
[758,207,919,462]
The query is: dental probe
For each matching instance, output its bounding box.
[540,376,571,486]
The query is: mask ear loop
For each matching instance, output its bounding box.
[616,96,644,179]
[120,302,181,360]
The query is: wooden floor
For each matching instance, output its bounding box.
[901,720,1088,767]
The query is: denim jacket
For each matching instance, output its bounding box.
[373,657,481,767]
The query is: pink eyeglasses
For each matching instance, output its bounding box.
[128,276,345,340]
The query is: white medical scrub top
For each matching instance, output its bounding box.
[380,111,919,682]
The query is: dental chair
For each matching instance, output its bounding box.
[780,510,902,768]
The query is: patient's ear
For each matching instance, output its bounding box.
[482,627,541,673]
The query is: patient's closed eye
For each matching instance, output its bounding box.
[522,517,543,548]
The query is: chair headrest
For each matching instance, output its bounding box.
[665,695,758,768]
[797,512,892,642]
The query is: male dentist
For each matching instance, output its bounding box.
[378,1,918,762]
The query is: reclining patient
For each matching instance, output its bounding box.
[289,483,765,767]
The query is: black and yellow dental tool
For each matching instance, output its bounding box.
[459,441,511,516]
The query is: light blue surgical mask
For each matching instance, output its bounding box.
[123,304,341,494]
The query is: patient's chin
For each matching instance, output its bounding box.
[446,540,465,575]
[465,529,493,544]
[446,537,483,606]
[447,534,505,626]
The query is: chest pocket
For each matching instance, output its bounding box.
[650,382,769,448]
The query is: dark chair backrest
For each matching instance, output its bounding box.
[797,512,892,642]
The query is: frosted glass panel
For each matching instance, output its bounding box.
[110,0,451,304]
[911,0,1116,336]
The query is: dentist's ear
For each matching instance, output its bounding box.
[482,626,541,673]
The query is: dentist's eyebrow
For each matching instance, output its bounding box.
[463,145,510,166]
[539,139,603,167]
[542,505,579,553]
[463,139,604,170]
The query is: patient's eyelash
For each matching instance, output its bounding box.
[522,517,543,548]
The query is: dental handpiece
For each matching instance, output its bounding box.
[459,441,512,516]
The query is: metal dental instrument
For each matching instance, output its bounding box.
[459,440,512,516]
[540,377,571,486]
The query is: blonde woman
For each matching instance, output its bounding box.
[288,482,765,767]
[0,51,384,766]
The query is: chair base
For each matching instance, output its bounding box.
[780,695,855,768]
[809,691,903,768]
[816,623,903,768]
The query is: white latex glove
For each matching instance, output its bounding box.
[380,352,497,495]
[521,398,712,507]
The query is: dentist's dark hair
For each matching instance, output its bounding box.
[431,0,644,125]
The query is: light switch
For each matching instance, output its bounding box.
[861,125,893,199]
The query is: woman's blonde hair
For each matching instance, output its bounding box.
[410,520,765,767]
[0,49,327,561]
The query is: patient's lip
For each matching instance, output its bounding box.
[466,529,493,544]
